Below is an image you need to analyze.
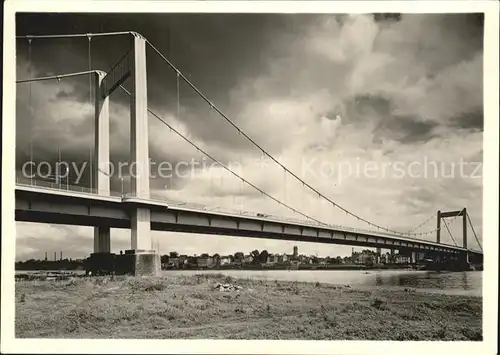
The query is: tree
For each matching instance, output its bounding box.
[251,250,260,263]
[201,253,209,258]
[366,256,374,267]
[212,253,220,267]
[259,250,269,263]
[169,251,179,258]
[234,252,244,260]
[160,255,169,263]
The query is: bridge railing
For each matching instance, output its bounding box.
[15,177,468,248]
[16,177,123,197]
[17,177,380,231]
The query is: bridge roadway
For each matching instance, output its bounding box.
[15,183,482,256]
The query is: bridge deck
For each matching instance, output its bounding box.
[15,183,482,255]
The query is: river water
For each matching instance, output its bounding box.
[16,269,482,297]
[162,269,483,297]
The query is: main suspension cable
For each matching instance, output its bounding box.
[442,218,458,246]
[408,214,435,233]
[467,213,483,251]
[119,84,328,227]
[145,39,434,237]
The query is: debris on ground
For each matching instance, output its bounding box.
[213,283,243,292]
[15,271,81,282]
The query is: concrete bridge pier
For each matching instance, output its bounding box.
[86,71,116,275]
[94,226,111,252]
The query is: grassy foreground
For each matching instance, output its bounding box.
[15,274,482,340]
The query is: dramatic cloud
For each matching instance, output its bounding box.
[15,13,483,260]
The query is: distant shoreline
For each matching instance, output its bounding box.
[15,263,420,273]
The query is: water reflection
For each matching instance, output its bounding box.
[462,272,469,290]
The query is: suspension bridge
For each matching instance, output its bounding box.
[14,31,483,275]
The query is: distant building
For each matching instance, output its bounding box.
[352,250,375,265]
[197,256,213,268]
[178,255,188,267]
[343,256,353,264]
[293,246,298,258]
[302,257,311,264]
[395,255,411,264]
[317,258,327,265]
[219,256,231,266]
[267,254,278,264]
[277,254,288,263]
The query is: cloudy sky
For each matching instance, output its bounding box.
[15,12,484,260]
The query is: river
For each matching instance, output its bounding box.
[16,269,482,297]
[162,269,483,297]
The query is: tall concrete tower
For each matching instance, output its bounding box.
[293,246,298,257]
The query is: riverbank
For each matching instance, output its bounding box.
[15,273,482,340]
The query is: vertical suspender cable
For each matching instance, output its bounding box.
[58,147,62,189]
[239,155,243,212]
[88,35,93,193]
[28,39,33,185]
[283,167,287,213]
[176,71,180,128]
[90,147,93,193]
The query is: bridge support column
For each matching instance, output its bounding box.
[92,70,112,258]
[94,226,111,253]
[462,208,467,250]
[436,210,441,244]
[124,33,160,276]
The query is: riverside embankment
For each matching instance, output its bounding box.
[15,273,482,340]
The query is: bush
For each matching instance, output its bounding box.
[143,282,166,292]
[371,298,385,309]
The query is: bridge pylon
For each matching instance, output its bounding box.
[436,208,467,249]
[92,32,160,276]
[93,71,111,254]
[436,208,470,268]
